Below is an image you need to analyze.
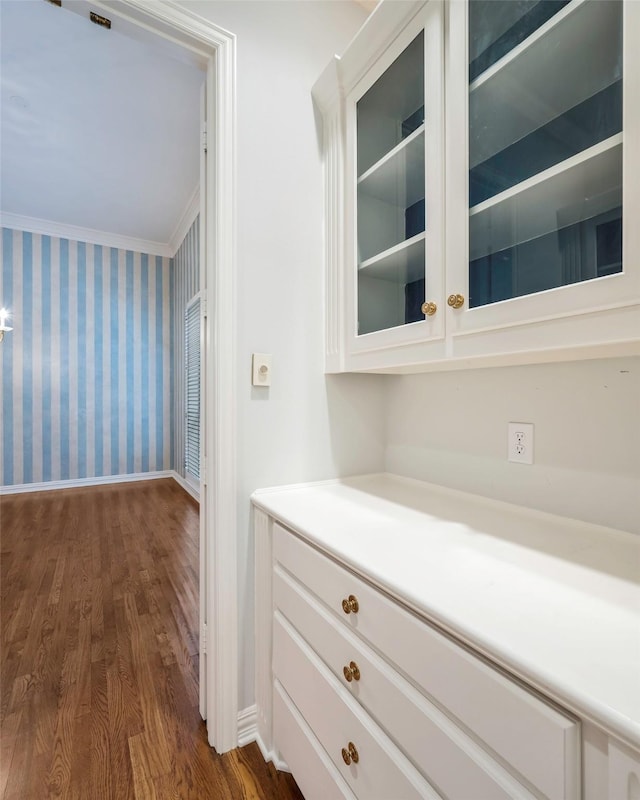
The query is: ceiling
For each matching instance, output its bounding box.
[0,0,204,250]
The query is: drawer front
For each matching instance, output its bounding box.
[273,612,441,800]
[607,739,640,800]
[275,564,536,800]
[273,681,357,800]
[274,523,580,800]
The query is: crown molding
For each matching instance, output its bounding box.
[336,1,425,96]
[168,185,200,255]
[0,211,173,258]
[311,55,342,114]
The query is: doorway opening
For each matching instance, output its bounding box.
[83,0,239,752]
[74,0,238,751]
[0,0,238,752]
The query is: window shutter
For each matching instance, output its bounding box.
[185,298,200,481]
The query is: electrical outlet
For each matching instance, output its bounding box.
[508,422,534,465]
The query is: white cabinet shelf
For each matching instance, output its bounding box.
[356,28,424,176]
[359,232,425,284]
[469,135,622,261]
[358,125,425,209]
[469,0,622,167]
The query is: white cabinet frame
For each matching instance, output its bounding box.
[313,0,640,374]
[344,3,445,358]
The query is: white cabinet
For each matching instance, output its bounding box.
[253,475,640,800]
[268,524,579,800]
[313,0,640,374]
[347,2,445,353]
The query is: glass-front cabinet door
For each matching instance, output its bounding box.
[317,0,638,372]
[448,0,639,340]
[346,2,444,355]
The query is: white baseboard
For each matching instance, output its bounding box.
[170,470,200,502]
[255,733,271,762]
[237,704,257,748]
[0,470,175,495]
[254,733,289,772]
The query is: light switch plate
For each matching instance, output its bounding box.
[252,353,272,387]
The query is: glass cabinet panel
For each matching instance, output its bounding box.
[468,0,623,309]
[356,32,426,335]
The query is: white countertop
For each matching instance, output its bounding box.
[252,473,640,749]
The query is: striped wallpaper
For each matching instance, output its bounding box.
[172,216,200,480]
[0,227,174,487]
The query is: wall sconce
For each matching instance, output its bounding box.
[0,308,13,342]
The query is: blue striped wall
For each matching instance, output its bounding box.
[0,227,173,486]
[172,216,200,480]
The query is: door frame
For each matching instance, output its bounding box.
[80,0,238,753]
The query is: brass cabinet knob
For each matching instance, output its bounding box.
[343,661,361,682]
[341,742,359,765]
[341,595,359,614]
[447,293,465,309]
[421,301,437,317]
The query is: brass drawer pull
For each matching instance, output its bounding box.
[421,301,437,317]
[447,293,465,309]
[341,594,359,614]
[343,661,361,682]
[341,742,359,766]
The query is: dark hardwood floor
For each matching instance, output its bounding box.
[0,478,304,800]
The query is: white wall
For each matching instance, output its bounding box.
[181,1,640,722]
[385,356,640,535]
[182,1,384,711]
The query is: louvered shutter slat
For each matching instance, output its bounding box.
[185,298,200,480]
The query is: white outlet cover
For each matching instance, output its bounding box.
[508,422,534,465]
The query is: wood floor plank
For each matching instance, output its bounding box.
[70,712,92,800]
[128,733,158,800]
[89,659,111,799]
[106,663,137,800]
[0,709,22,798]
[1,479,304,799]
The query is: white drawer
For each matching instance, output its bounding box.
[275,564,537,799]
[273,681,357,800]
[608,739,640,800]
[273,611,441,800]
[274,523,580,800]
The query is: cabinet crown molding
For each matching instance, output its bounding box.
[313,0,427,109]
[311,56,343,115]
